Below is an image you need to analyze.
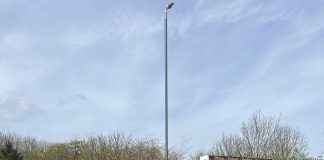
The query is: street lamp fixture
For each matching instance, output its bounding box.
[164,2,174,160]
[166,3,174,10]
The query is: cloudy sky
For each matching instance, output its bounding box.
[1,0,324,157]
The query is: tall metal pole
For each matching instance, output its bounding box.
[164,3,174,160]
[164,8,169,160]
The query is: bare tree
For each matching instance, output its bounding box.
[212,134,243,157]
[3,131,184,160]
[212,111,308,160]
[270,126,308,160]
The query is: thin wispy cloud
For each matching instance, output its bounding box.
[0,96,41,126]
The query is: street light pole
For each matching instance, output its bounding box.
[164,3,174,160]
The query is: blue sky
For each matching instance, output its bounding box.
[0,0,324,157]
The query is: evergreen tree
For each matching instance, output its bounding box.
[0,141,23,160]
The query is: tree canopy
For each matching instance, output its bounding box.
[211,111,308,160]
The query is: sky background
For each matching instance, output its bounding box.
[1,0,324,157]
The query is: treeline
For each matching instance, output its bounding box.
[0,112,318,160]
[0,132,183,160]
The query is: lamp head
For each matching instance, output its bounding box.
[166,3,174,10]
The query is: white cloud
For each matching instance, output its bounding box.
[0,96,41,125]
[57,94,90,106]
[0,32,33,53]
[63,31,103,49]
[172,0,278,35]
[60,11,161,50]
[0,63,14,95]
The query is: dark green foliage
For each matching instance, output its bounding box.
[0,141,23,160]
